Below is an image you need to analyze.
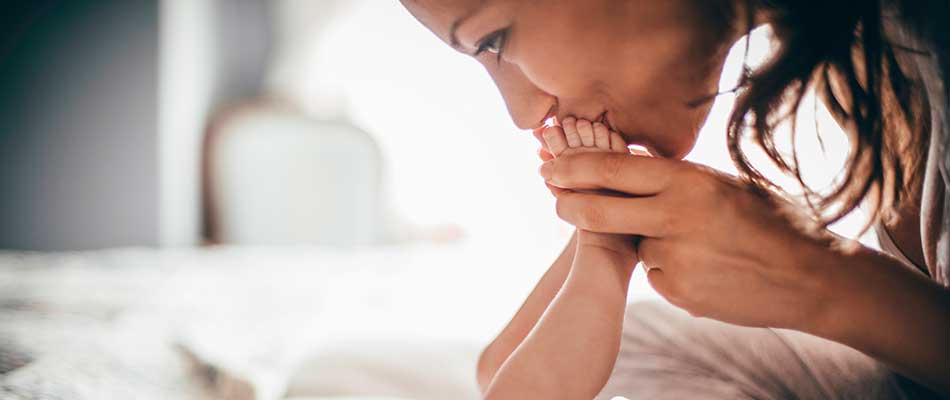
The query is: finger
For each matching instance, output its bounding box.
[640,237,689,307]
[610,131,628,153]
[538,147,554,162]
[554,191,670,237]
[541,160,566,195]
[541,126,569,157]
[576,119,595,147]
[532,127,545,142]
[532,127,550,152]
[645,268,679,306]
[636,237,667,272]
[562,117,583,148]
[593,122,610,150]
[542,152,678,195]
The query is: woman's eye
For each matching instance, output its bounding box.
[475,28,509,58]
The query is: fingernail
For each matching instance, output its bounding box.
[539,160,554,180]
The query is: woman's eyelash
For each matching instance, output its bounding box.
[474,28,509,61]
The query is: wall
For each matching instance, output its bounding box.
[0,0,160,251]
[159,0,272,247]
[0,0,273,250]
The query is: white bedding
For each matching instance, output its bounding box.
[0,242,660,399]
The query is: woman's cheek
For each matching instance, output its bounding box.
[643,107,704,159]
[509,21,594,97]
[513,51,593,102]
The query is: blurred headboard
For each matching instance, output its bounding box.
[203,101,384,246]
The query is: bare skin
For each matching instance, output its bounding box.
[401,0,950,395]
[541,152,950,394]
[481,119,638,399]
[400,0,739,158]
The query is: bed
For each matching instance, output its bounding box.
[0,241,660,399]
[0,241,611,399]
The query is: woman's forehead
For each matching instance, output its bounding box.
[401,0,484,43]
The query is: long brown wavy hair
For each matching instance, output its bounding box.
[728,0,932,228]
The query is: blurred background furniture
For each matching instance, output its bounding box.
[204,103,384,246]
[0,245,542,399]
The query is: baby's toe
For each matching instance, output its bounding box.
[562,117,583,148]
[593,122,611,150]
[576,119,595,147]
[610,131,629,153]
[541,125,569,157]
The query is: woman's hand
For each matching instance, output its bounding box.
[539,151,841,331]
[533,127,566,197]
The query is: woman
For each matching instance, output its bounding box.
[400,0,949,398]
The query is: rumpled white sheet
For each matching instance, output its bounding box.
[0,242,582,400]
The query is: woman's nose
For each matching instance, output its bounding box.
[488,63,557,130]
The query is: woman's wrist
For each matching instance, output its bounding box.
[796,242,865,341]
[796,238,905,343]
[801,241,950,393]
[800,239,947,345]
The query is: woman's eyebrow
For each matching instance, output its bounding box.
[449,2,485,52]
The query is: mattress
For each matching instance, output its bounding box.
[0,242,660,399]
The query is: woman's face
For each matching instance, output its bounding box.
[401,0,738,159]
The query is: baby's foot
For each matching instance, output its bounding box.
[541,117,629,157]
[540,117,639,261]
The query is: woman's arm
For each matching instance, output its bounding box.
[484,233,636,400]
[476,230,577,393]
[539,152,950,395]
[813,245,950,395]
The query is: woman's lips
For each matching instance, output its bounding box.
[600,112,629,145]
[600,112,623,139]
[602,112,659,157]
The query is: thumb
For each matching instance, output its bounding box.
[646,268,676,304]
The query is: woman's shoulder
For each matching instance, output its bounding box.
[888,1,950,286]
[896,2,950,36]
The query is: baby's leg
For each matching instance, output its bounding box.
[485,239,637,399]
[546,117,640,382]
[484,120,638,399]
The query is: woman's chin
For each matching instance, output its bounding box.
[650,148,692,160]
[623,139,687,160]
